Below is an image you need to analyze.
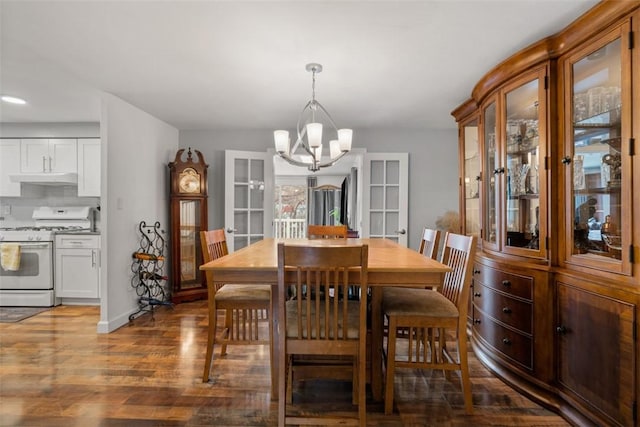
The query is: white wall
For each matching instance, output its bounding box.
[98,93,178,333]
[180,128,459,251]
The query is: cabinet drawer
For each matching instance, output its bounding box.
[473,309,532,370]
[475,265,532,301]
[55,234,100,249]
[473,283,532,334]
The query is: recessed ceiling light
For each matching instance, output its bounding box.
[1,95,27,105]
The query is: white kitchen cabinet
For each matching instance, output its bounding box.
[21,138,77,173]
[55,234,100,300]
[77,139,101,197]
[0,139,21,196]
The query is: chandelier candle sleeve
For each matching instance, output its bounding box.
[274,130,290,154]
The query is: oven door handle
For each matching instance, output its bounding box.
[14,243,51,249]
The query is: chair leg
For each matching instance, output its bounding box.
[221,309,232,356]
[352,357,358,405]
[202,298,218,382]
[384,316,398,415]
[458,328,473,414]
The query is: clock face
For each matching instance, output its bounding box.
[178,168,201,193]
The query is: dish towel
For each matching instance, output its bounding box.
[1,243,21,271]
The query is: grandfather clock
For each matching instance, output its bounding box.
[168,147,208,303]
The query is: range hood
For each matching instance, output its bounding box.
[9,172,78,186]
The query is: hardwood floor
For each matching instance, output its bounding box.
[0,301,570,426]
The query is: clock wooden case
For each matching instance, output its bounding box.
[168,147,209,303]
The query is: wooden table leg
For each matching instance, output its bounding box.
[270,283,279,400]
[371,287,383,401]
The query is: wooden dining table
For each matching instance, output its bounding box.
[199,237,451,401]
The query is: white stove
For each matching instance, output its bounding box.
[0,206,93,307]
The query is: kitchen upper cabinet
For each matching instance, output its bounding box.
[77,139,101,197]
[0,139,21,197]
[21,138,77,173]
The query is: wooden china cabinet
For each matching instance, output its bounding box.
[452,2,640,426]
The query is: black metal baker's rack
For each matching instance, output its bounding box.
[129,221,171,321]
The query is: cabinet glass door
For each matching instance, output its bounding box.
[503,70,546,257]
[462,117,480,238]
[565,24,631,274]
[483,101,498,248]
[179,199,202,287]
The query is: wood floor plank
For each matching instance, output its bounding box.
[0,301,570,426]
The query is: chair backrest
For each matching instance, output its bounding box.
[277,243,368,341]
[200,229,228,290]
[200,229,228,262]
[439,233,477,315]
[418,228,441,260]
[307,224,348,239]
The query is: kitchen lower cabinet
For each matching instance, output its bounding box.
[55,234,100,300]
[556,278,636,427]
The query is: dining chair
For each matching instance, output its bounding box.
[307,224,348,239]
[382,232,477,415]
[382,227,441,339]
[200,229,273,389]
[277,242,368,427]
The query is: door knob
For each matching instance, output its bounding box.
[395,229,406,235]
[226,228,237,233]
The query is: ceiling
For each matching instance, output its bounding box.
[0,0,599,132]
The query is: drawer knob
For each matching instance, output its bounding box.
[501,280,511,287]
[474,292,481,297]
[502,307,512,314]
[473,268,481,275]
[556,325,567,335]
[473,319,481,324]
[502,338,512,345]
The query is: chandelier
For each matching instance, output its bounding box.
[274,63,353,172]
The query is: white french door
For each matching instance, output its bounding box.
[224,150,274,252]
[362,153,409,246]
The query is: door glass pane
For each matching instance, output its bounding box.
[385,212,399,235]
[234,158,248,182]
[571,38,622,260]
[386,186,399,210]
[505,78,540,249]
[370,187,383,210]
[235,185,248,209]
[234,211,248,234]
[483,102,497,244]
[370,212,383,235]
[463,119,480,238]
[386,161,399,185]
[371,161,384,184]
